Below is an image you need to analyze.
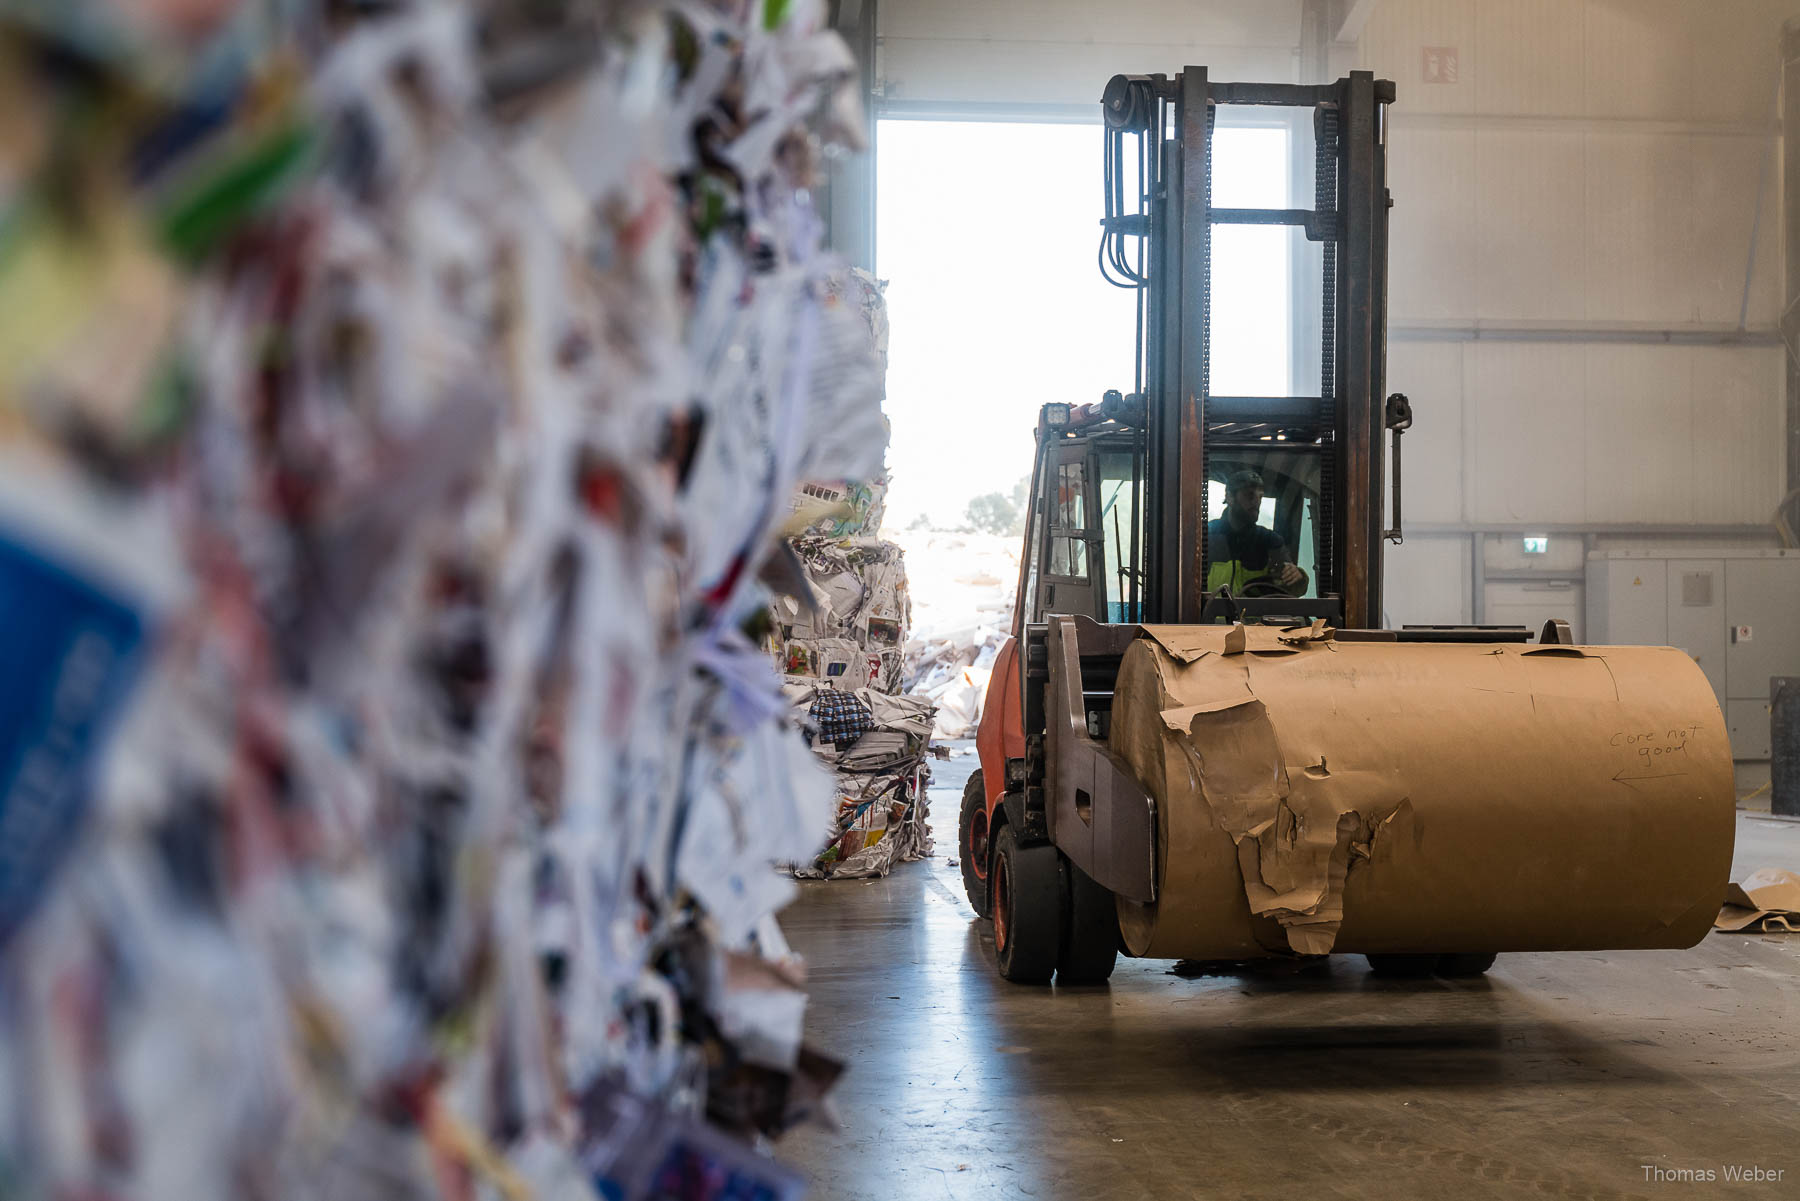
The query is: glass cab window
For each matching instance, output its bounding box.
[1021,490,1045,628]
[1096,449,1141,623]
[1202,450,1320,600]
[1048,459,1088,578]
[1026,447,1100,623]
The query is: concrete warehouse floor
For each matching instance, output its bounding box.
[782,748,1800,1201]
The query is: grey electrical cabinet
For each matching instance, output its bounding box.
[1586,548,1800,761]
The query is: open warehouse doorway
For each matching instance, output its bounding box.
[877,114,1304,736]
[875,117,1296,532]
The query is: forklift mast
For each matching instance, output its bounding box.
[1094,68,1399,629]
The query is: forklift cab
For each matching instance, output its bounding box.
[1016,408,1330,631]
[1020,427,1141,627]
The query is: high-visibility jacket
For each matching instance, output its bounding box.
[1204,517,1291,592]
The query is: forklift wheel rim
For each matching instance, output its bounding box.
[966,808,989,883]
[993,850,1010,951]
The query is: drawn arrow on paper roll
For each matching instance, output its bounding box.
[1611,767,1689,788]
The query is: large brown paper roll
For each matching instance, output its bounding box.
[1110,625,1735,960]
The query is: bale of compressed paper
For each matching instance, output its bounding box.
[0,1,880,1196]
[775,536,911,694]
[771,528,935,877]
[790,687,937,879]
[771,267,911,696]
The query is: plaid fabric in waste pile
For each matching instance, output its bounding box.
[809,690,873,749]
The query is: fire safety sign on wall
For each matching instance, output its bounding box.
[1422,46,1460,84]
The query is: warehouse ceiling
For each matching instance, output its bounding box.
[874,0,1314,108]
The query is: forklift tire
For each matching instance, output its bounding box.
[958,770,992,919]
[1435,952,1498,978]
[1057,856,1119,984]
[992,824,1063,984]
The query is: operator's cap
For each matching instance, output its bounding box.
[1225,468,1265,493]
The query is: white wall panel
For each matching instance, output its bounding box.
[1360,0,1793,124]
[1368,0,1787,332]
[1469,343,1587,523]
[1582,133,1692,323]
[1392,128,1776,329]
[1475,0,1584,115]
[1582,344,1692,523]
[1690,134,1780,327]
[1356,0,1790,538]
[1690,1,1790,125]
[1583,0,1693,121]
[1387,341,1466,524]
[1475,130,1586,320]
[1386,126,1478,320]
[1443,130,1775,330]
[1382,536,1472,628]
[1461,344,1783,528]
[1691,347,1788,523]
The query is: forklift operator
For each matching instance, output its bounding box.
[1205,469,1308,596]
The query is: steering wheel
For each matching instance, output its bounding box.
[1238,578,1293,599]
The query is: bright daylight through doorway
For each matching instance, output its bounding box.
[876,118,1292,532]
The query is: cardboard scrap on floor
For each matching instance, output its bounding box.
[1715,868,1800,932]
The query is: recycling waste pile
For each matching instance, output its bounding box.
[783,677,935,880]
[771,273,936,879]
[0,1,887,1198]
[896,530,1019,739]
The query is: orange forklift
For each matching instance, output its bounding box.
[951,66,1646,985]
[957,68,1732,987]
[958,67,1415,982]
